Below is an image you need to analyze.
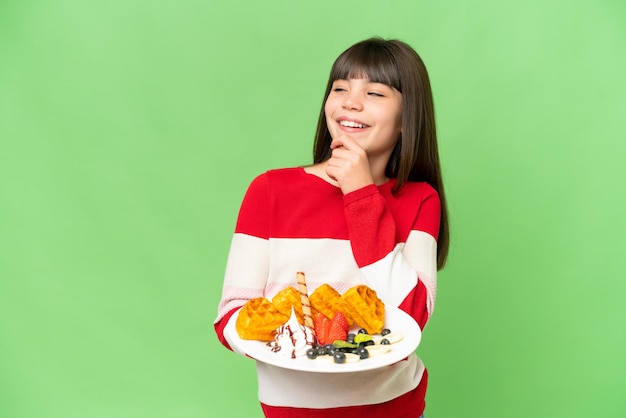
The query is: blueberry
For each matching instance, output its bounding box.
[380,338,390,345]
[381,328,391,336]
[346,333,356,344]
[356,347,369,359]
[306,348,317,359]
[333,352,346,363]
[358,328,368,334]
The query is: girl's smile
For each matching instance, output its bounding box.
[337,116,370,130]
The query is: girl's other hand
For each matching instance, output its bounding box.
[326,135,375,194]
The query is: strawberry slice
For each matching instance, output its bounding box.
[314,312,330,345]
[326,317,347,344]
[332,312,349,333]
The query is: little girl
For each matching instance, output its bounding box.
[214,37,449,417]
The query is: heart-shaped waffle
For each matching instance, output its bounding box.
[271,286,304,323]
[310,283,350,325]
[338,285,385,334]
[235,297,289,341]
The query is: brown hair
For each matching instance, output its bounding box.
[313,37,449,269]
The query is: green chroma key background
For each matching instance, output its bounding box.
[1,1,625,417]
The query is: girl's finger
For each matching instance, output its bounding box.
[330,147,351,160]
[330,135,357,150]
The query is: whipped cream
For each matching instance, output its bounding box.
[267,308,315,359]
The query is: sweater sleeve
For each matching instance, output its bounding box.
[343,183,440,330]
[214,173,272,350]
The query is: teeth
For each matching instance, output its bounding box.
[339,120,366,128]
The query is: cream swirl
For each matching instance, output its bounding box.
[267,308,315,358]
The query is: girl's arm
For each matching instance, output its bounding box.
[214,174,271,350]
[343,183,440,330]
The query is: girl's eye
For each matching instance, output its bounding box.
[368,92,384,97]
[333,87,346,92]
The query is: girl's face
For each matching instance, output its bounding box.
[324,78,402,159]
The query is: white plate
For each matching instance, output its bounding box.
[224,306,421,373]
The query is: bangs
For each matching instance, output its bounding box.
[329,40,401,91]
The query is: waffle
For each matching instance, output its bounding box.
[339,285,385,334]
[271,286,304,323]
[235,297,289,341]
[310,283,349,324]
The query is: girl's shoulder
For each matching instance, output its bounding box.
[265,166,304,179]
[244,167,312,193]
[247,167,300,184]
[254,166,336,190]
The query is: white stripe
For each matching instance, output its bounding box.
[267,238,362,293]
[223,234,269,288]
[360,245,418,306]
[403,230,437,291]
[360,230,437,313]
[224,235,361,292]
[404,230,437,313]
[215,234,271,322]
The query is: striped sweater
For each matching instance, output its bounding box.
[214,167,440,417]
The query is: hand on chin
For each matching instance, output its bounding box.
[325,135,374,194]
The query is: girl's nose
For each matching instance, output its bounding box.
[342,94,363,111]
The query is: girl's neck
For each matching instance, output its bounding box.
[303,163,338,187]
[367,157,390,185]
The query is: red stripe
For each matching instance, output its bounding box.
[214,306,239,351]
[399,280,430,330]
[235,168,439,242]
